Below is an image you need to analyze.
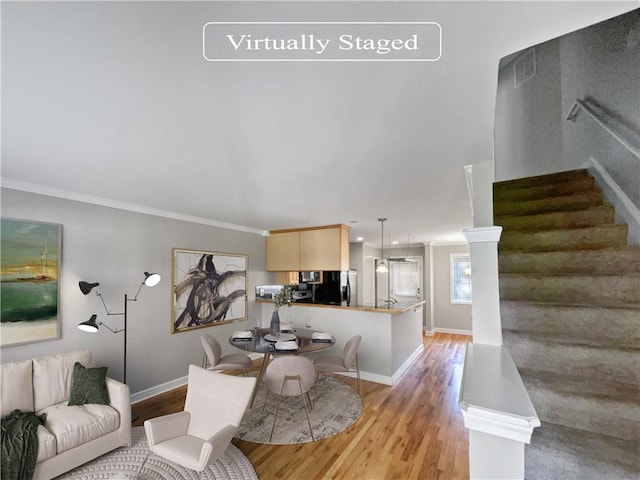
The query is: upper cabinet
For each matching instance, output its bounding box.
[265,231,300,271]
[300,225,349,271]
[266,224,350,272]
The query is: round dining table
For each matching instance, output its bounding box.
[229,327,335,408]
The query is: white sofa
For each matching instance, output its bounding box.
[0,350,131,480]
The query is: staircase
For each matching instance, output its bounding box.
[494,169,640,479]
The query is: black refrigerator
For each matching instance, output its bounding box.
[313,270,357,306]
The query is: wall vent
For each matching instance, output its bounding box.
[514,48,536,88]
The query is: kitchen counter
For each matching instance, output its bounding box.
[254,299,425,385]
[256,299,425,314]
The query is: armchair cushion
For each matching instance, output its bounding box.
[152,434,210,472]
[151,424,237,472]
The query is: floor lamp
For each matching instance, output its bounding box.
[77,271,161,386]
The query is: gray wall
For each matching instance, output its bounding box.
[495,10,640,186]
[560,10,640,207]
[1,188,270,395]
[495,40,564,180]
[432,244,472,332]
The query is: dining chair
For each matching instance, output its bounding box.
[201,333,253,375]
[313,335,362,396]
[262,355,316,442]
[144,364,255,472]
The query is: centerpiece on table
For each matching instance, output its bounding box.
[270,285,293,336]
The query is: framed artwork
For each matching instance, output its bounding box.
[1,218,62,347]
[172,248,248,333]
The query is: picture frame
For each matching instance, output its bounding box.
[1,218,62,347]
[171,248,248,333]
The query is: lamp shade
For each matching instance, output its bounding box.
[78,314,99,333]
[79,281,100,295]
[143,272,161,287]
[376,260,389,274]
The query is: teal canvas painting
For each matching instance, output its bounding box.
[1,218,61,346]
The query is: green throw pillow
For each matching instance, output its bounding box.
[67,362,109,406]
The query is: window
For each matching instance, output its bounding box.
[451,254,472,304]
[390,259,422,298]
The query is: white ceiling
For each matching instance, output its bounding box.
[1,1,635,247]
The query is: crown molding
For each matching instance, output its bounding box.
[1,178,269,236]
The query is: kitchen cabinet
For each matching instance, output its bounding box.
[266,231,299,271]
[275,271,299,285]
[300,225,349,271]
[266,224,349,272]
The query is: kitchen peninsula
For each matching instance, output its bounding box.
[254,300,425,386]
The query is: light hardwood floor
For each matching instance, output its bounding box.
[132,333,471,479]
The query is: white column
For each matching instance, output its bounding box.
[459,344,540,480]
[463,226,503,346]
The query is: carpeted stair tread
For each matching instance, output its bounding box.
[493,176,598,203]
[498,224,629,252]
[495,205,615,232]
[499,272,640,306]
[494,169,590,191]
[518,368,639,403]
[503,331,640,385]
[525,422,640,480]
[518,369,640,440]
[504,327,640,351]
[500,301,640,346]
[494,190,605,217]
[498,246,640,274]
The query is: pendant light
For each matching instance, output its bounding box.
[376,218,389,273]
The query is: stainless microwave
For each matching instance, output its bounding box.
[299,271,320,283]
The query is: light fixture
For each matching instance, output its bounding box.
[144,272,161,287]
[77,314,100,333]
[77,271,161,385]
[376,218,389,274]
[79,281,100,295]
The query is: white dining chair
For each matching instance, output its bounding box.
[201,333,253,375]
[313,335,362,396]
[262,355,316,442]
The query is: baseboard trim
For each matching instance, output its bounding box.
[335,345,423,386]
[425,327,472,336]
[131,354,265,403]
[584,156,640,244]
[133,346,422,398]
[335,370,393,386]
[392,344,424,384]
[131,375,188,404]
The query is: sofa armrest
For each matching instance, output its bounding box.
[105,377,131,426]
[144,411,191,448]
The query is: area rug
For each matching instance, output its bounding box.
[235,375,362,445]
[56,426,259,480]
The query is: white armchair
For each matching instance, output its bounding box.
[144,365,255,472]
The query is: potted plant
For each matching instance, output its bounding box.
[270,285,293,336]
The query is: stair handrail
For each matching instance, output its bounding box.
[566,97,640,159]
